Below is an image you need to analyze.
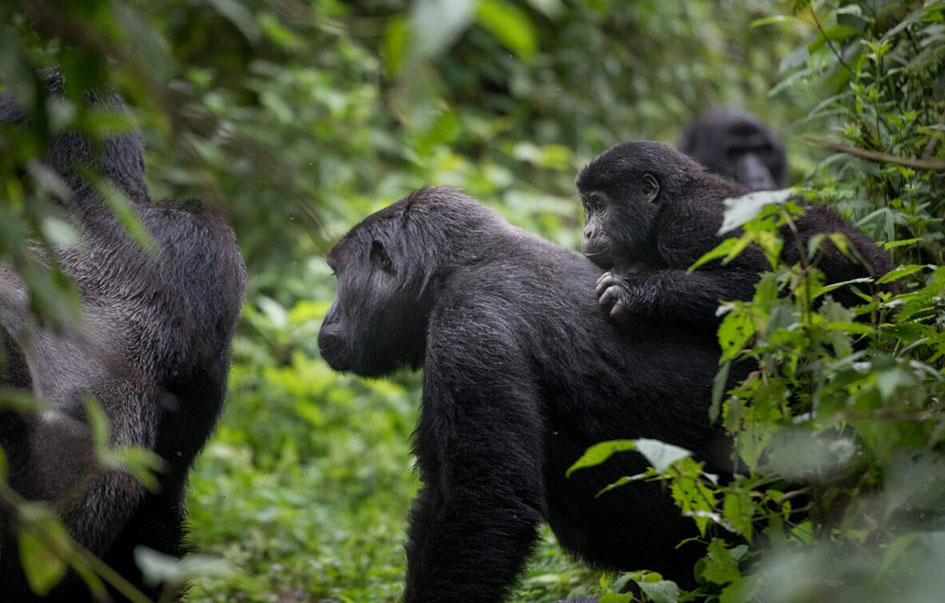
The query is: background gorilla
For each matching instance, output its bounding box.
[678,107,787,190]
[0,72,246,599]
[318,187,729,601]
[577,141,894,331]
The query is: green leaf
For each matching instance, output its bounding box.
[718,308,756,361]
[135,547,235,589]
[688,238,739,272]
[722,491,754,540]
[382,17,410,77]
[701,538,741,585]
[720,574,763,603]
[566,440,636,477]
[206,0,261,43]
[750,15,803,28]
[710,361,731,423]
[476,0,538,60]
[637,579,681,603]
[635,438,692,473]
[876,264,928,284]
[820,24,858,41]
[411,0,476,60]
[881,238,922,250]
[17,510,70,595]
[597,471,654,497]
[718,189,794,235]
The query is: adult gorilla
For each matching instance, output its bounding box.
[678,107,787,190]
[318,187,726,601]
[0,73,245,599]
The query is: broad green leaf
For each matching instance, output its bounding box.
[566,440,636,477]
[720,574,763,603]
[723,491,754,540]
[476,0,538,60]
[635,438,692,474]
[411,0,476,60]
[718,308,756,361]
[637,579,681,603]
[718,189,794,235]
[17,510,70,595]
[701,538,741,585]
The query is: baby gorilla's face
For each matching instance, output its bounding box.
[580,190,621,269]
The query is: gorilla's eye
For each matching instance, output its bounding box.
[370,240,394,273]
[588,193,605,213]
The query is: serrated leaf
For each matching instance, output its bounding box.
[702,538,741,585]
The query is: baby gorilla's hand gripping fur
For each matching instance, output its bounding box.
[596,272,638,322]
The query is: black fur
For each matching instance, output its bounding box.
[576,141,894,331]
[0,72,246,600]
[678,108,787,190]
[318,187,728,601]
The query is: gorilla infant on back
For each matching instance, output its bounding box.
[577,141,894,331]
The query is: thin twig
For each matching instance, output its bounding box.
[805,137,945,170]
[810,9,852,73]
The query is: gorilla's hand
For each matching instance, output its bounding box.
[595,271,639,322]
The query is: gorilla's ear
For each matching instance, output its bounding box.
[642,173,660,203]
[370,240,393,272]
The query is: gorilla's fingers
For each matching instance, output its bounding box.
[599,285,623,310]
[596,273,619,297]
[610,300,628,321]
[595,271,613,291]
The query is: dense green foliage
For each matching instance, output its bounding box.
[1,0,943,601]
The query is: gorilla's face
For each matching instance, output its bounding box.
[317,222,428,377]
[580,190,619,267]
[579,170,661,269]
[679,109,787,191]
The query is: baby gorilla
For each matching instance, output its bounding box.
[577,141,894,331]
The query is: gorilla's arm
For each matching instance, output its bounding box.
[404,318,544,602]
[596,268,760,330]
